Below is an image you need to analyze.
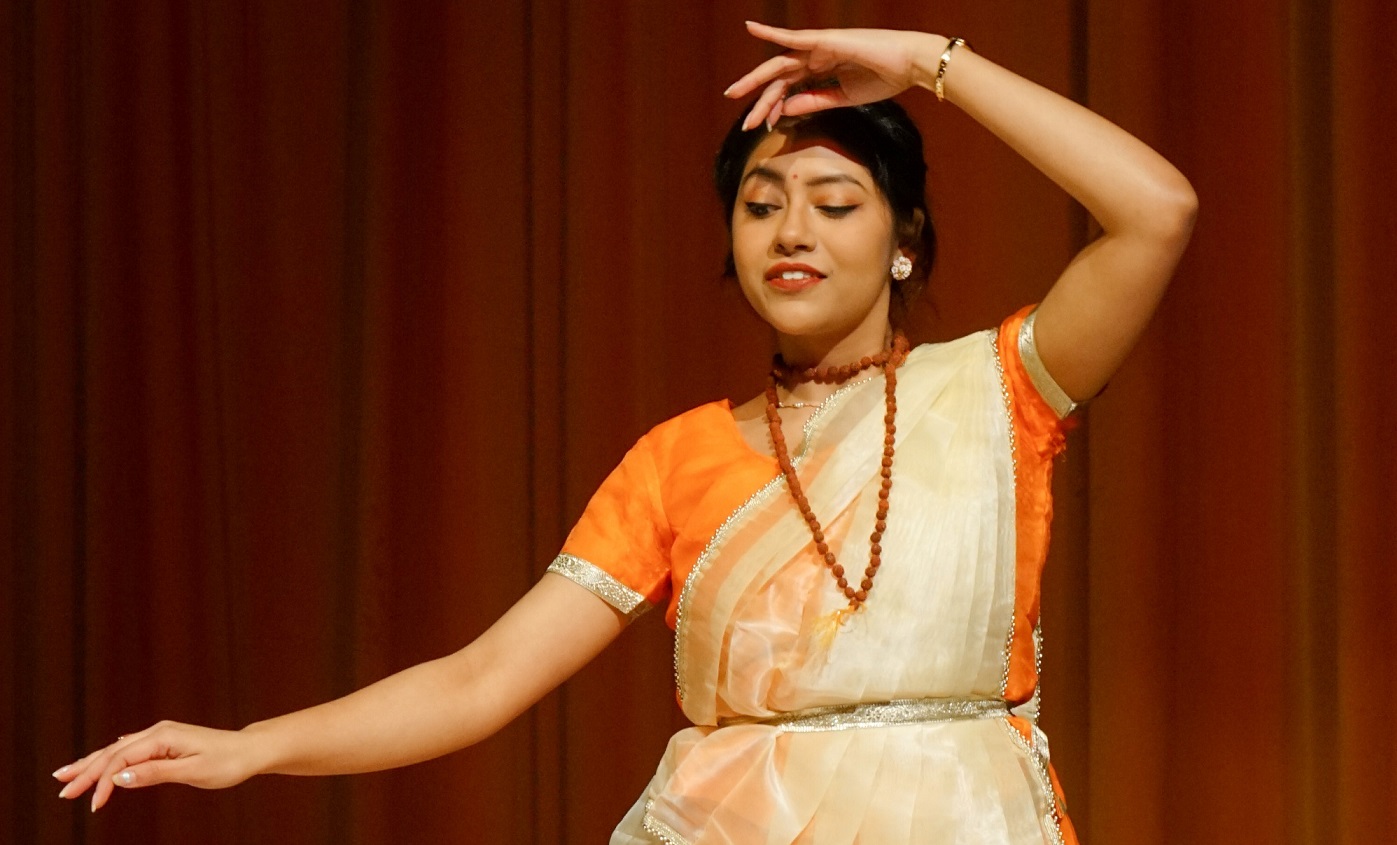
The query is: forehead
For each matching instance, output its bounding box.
[742,129,873,183]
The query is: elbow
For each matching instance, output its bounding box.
[1168,178,1199,234]
[1132,177,1198,245]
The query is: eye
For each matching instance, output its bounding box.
[744,202,777,218]
[819,205,858,218]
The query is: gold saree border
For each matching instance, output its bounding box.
[1019,307,1078,419]
[998,718,1066,845]
[988,329,1020,701]
[672,364,894,706]
[642,799,691,845]
[546,553,651,621]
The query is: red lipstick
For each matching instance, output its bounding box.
[765,262,826,293]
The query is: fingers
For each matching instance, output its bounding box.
[744,20,822,52]
[724,53,804,101]
[107,757,195,791]
[57,722,252,812]
[91,726,198,811]
[723,23,848,127]
[766,97,785,130]
[53,748,104,783]
[743,77,790,131]
[90,745,139,811]
[54,722,170,810]
[780,87,851,117]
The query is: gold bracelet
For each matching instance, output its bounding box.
[934,36,971,103]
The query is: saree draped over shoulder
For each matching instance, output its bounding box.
[548,305,1080,845]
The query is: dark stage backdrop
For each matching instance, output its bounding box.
[5,1,1394,843]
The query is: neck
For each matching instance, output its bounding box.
[774,314,895,404]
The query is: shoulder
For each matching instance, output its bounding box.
[639,399,734,444]
[629,399,741,468]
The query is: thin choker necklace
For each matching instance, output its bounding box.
[764,331,910,618]
[772,372,880,408]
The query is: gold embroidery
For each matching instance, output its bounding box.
[545,553,650,621]
[988,328,1019,483]
[988,329,1020,699]
[1033,621,1044,724]
[1000,611,1016,698]
[1019,307,1078,418]
[999,718,1066,845]
[717,696,1008,732]
[641,800,691,845]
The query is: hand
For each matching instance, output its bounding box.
[53,720,260,812]
[724,22,943,130]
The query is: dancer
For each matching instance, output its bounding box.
[56,22,1196,843]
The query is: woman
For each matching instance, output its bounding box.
[54,22,1196,843]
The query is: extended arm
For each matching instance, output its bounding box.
[56,573,626,811]
[728,23,1198,405]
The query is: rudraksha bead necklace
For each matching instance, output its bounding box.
[765,331,911,614]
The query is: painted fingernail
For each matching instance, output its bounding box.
[90,794,98,812]
[53,765,70,778]
[116,771,135,787]
[58,782,74,799]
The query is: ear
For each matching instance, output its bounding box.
[897,209,926,248]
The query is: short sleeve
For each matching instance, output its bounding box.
[545,435,674,621]
[997,304,1081,458]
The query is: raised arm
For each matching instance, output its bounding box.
[55,573,627,811]
[728,22,1198,405]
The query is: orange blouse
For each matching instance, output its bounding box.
[554,303,1076,674]
[550,303,1081,844]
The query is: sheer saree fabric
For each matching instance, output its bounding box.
[549,306,1079,844]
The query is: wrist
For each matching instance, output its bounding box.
[238,719,288,776]
[911,35,973,104]
[910,35,955,92]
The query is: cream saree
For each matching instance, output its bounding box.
[603,329,1069,844]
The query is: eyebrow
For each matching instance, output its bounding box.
[742,167,870,191]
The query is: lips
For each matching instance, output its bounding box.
[765,262,826,293]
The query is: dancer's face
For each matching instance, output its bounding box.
[731,129,900,341]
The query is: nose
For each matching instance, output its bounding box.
[774,206,814,255]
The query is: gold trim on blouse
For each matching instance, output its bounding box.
[1019,308,1078,419]
[546,553,651,621]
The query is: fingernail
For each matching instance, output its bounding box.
[723,85,733,97]
[58,782,74,799]
[90,794,98,812]
[53,765,70,778]
[116,771,135,787]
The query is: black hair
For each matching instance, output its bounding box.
[713,99,937,325]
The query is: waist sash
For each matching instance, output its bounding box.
[715,696,1008,733]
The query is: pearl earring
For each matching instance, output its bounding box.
[891,255,913,281]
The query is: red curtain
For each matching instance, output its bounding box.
[4,1,1393,842]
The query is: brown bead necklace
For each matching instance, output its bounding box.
[765,331,911,615]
